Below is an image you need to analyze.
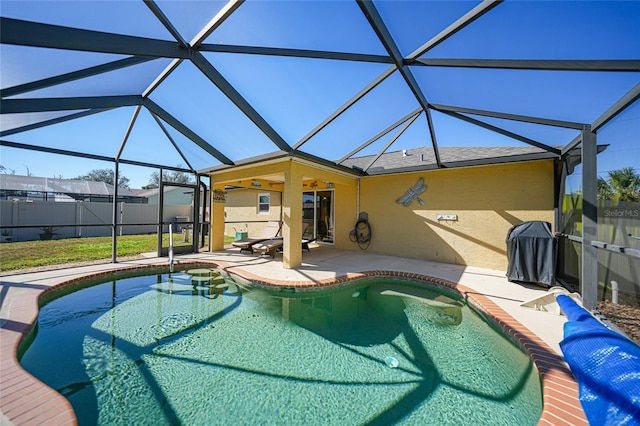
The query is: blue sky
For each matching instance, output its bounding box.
[1,0,639,188]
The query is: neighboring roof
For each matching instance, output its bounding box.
[0,174,141,197]
[128,188,154,197]
[340,146,558,174]
[135,186,194,198]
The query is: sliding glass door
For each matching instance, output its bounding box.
[303,190,334,244]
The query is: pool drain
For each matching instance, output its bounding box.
[384,356,399,368]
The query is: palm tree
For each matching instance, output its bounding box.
[597,167,640,202]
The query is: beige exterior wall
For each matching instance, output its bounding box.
[211,157,554,270]
[333,179,359,250]
[358,160,555,271]
[224,189,282,237]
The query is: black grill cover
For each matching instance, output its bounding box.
[506,221,557,286]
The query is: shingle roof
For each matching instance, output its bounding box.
[0,174,140,197]
[340,146,557,174]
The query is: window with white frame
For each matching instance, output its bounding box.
[258,193,270,214]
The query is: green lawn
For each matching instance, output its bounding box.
[0,234,236,272]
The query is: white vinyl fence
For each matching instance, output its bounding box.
[597,201,640,302]
[0,200,192,242]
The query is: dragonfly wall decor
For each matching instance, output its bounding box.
[396,178,427,206]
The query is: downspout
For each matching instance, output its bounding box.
[555,156,568,287]
[280,190,284,225]
[357,178,361,215]
[553,158,563,234]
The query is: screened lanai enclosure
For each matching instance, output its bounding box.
[1,0,639,310]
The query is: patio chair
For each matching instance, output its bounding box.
[232,221,282,253]
[253,223,313,258]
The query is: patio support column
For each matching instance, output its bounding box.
[210,180,226,251]
[283,160,303,269]
[581,125,598,310]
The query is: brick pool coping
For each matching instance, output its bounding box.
[1,260,587,425]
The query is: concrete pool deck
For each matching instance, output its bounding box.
[1,246,587,425]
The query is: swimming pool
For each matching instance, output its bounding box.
[20,268,542,425]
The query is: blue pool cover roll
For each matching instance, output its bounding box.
[557,295,640,425]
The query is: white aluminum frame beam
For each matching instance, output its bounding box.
[191,0,245,48]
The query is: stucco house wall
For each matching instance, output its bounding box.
[144,187,193,205]
[224,189,283,237]
[332,181,358,250]
[357,160,555,271]
[212,157,553,270]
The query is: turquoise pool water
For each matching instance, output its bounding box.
[21,271,542,425]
